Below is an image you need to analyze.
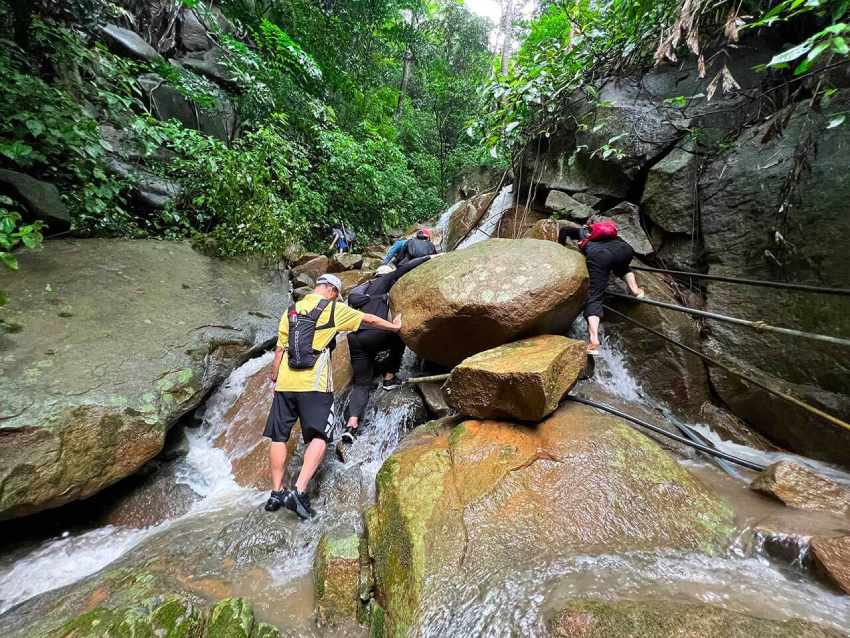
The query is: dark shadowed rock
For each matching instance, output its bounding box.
[751,461,850,517]
[179,48,239,90]
[0,169,70,229]
[545,190,595,221]
[549,599,844,637]
[178,8,211,51]
[641,141,700,234]
[99,24,163,62]
[443,335,586,421]
[0,239,286,520]
[103,157,182,210]
[417,382,453,419]
[389,238,588,366]
[591,201,654,257]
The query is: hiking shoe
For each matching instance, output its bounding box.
[284,489,316,520]
[382,377,402,390]
[586,342,601,356]
[264,490,287,512]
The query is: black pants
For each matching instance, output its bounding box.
[584,240,634,318]
[346,329,405,421]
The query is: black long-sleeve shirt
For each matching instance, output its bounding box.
[348,256,430,329]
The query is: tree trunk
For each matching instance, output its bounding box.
[499,0,514,76]
[396,48,414,118]
[11,0,33,48]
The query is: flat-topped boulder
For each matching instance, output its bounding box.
[367,403,734,635]
[389,238,588,366]
[811,535,850,595]
[0,239,286,520]
[443,335,586,421]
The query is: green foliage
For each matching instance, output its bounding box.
[0,196,43,305]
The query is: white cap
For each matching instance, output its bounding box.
[316,273,342,292]
[376,264,395,276]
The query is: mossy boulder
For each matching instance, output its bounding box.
[389,238,588,367]
[751,461,850,517]
[443,335,586,421]
[0,239,286,520]
[549,599,844,637]
[313,531,362,626]
[366,404,735,635]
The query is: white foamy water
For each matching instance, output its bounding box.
[0,354,272,615]
[456,184,515,249]
[436,200,464,251]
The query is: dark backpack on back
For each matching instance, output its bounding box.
[404,238,435,261]
[286,299,336,370]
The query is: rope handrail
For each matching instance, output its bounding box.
[564,396,767,471]
[630,265,850,296]
[605,291,850,348]
[603,304,850,433]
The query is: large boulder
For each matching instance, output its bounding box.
[366,403,735,635]
[443,335,586,421]
[641,141,699,235]
[0,239,286,520]
[314,531,363,626]
[444,192,494,250]
[545,190,595,221]
[751,461,850,517]
[549,599,844,637]
[389,238,588,367]
[0,169,71,230]
[698,93,850,467]
[291,255,329,281]
[590,201,654,257]
[99,24,162,62]
[605,271,712,418]
[103,157,182,210]
[811,535,850,595]
[178,7,212,51]
[493,206,548,239]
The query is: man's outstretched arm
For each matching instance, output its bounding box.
[361,313,402,332]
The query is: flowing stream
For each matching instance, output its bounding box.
[1,334,849,635]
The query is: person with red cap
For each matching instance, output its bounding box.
[392,228,437,266]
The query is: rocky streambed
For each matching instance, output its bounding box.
[2,236,850,637]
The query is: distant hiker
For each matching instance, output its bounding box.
[265,273,402,519]
[382,232,407,265]
[329,224,355,254]
[392,228,437,266]
[335,255,434,462]
[559,222,645,355]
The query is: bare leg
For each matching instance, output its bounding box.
[295,439,327,492]
[587,315,601,348]
[346,416,359,430]
[624,272,644,297]
[269,442,288,491]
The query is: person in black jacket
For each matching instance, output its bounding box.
[336,254,434,461]
[392,228,437,266]
[559,225,644,355]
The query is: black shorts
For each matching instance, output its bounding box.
[263,391,335,444]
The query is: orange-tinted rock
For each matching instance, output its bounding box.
[811,535,850,595]
[292,255,329,281]
[751,461,850,516]
[494,206,548,239]
[445,193,494,250]
[443,335,586,421]
[368,403,734,635]
[389,238,588,367]
[338,270,370,296]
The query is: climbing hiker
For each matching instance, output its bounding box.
[335,255,435,463]
[382,231,407,265]
[559,222,645,355]
[264,273,402,519]
[329,224,355,255]
[392,228,437,266]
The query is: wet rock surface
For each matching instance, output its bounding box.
[549,599,845,637]
[811,536,850,595]
[367,403,735,635]
[0,240,285,521]
[751,461,850,517]
[313,531,362,626]
[389,238,588,366]
[444,335,586,421]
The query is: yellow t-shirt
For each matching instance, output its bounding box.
[275,294,364,393]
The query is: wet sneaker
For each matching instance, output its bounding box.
[264,490,287,512]
[284,489,316,520]
[382,377,402,390]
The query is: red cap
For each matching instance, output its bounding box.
[418,228,431,239]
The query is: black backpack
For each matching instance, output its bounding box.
[286,299,336,370]
[403,238,435,261]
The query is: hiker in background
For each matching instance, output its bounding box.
[393,228,437,266]
[336,254,435,462]
[329,224,355,255]
[559,222,644,355]
[382,231,407,265]
[264,273,401,519]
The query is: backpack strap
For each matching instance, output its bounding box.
[307,298,330,322]
[315,299,336,330]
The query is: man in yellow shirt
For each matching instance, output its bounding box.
[264,273,402,518]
